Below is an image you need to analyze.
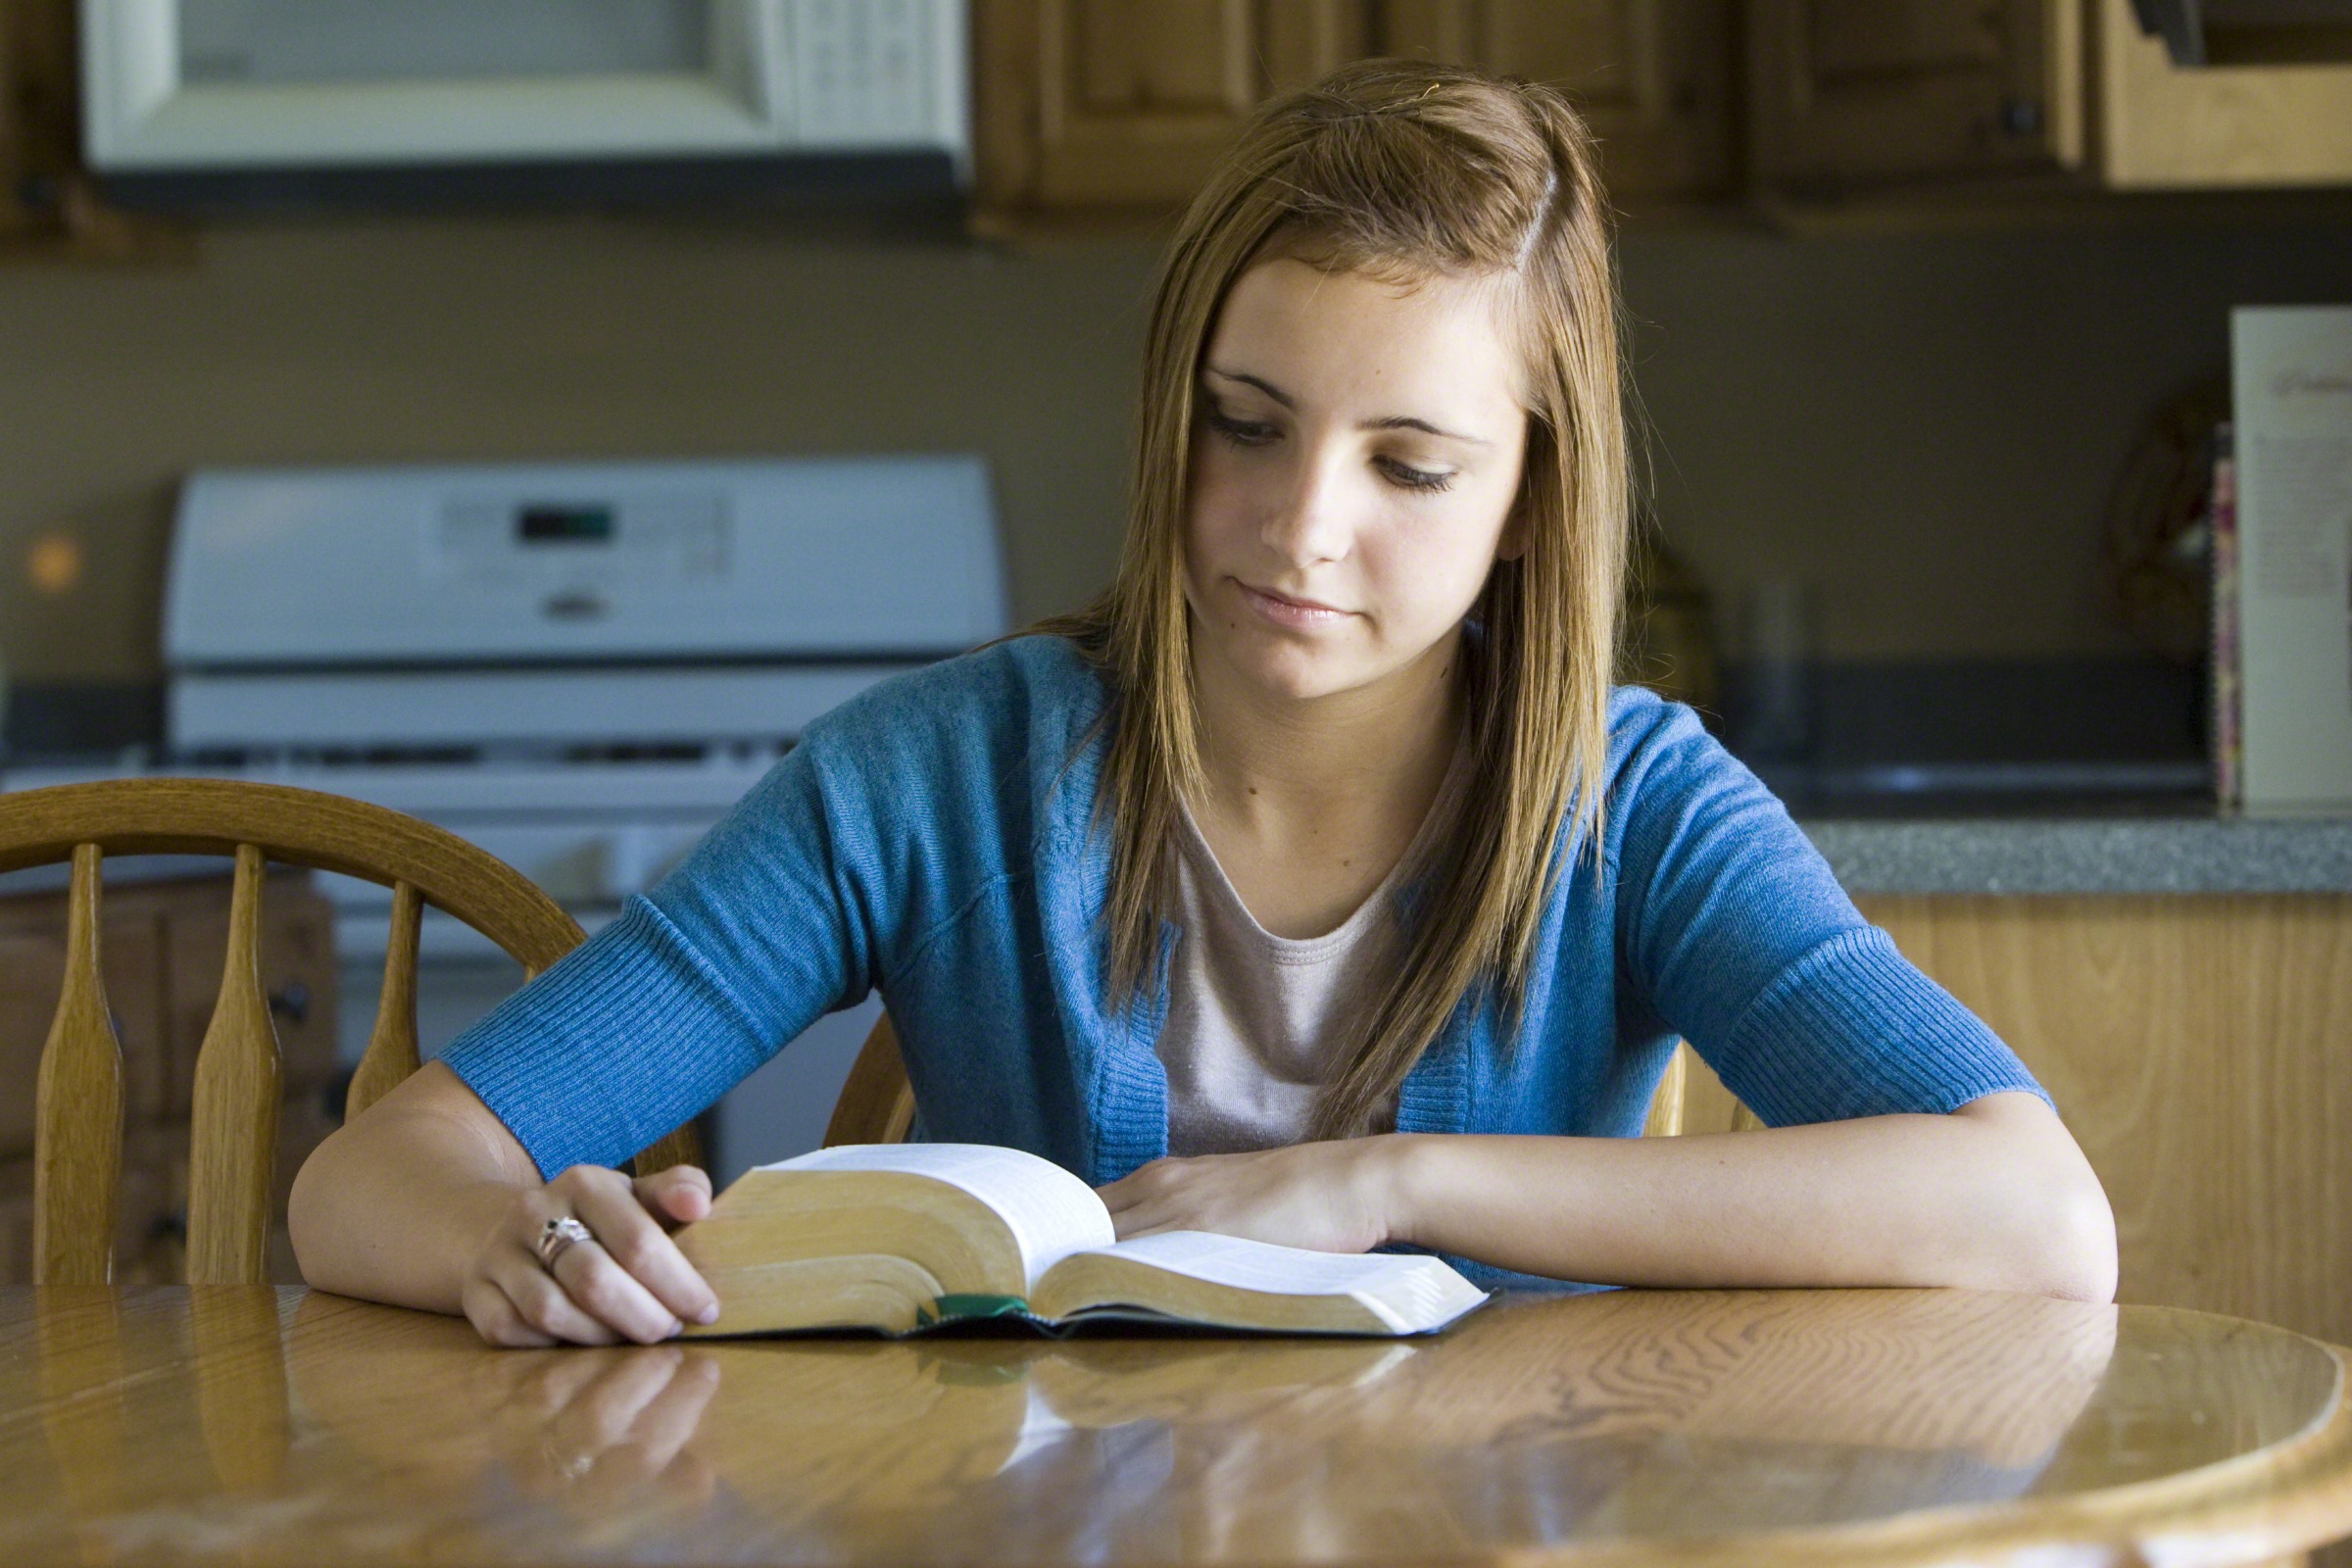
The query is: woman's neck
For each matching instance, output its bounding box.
[1187,622,1467,851]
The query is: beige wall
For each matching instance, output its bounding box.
[0,212,1157,682]
[1,207,2347,682]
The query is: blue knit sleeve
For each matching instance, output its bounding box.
[1606,691,2053,1126]
[439,724,880,1180]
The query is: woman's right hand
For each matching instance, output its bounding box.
[462,1164,723,1348]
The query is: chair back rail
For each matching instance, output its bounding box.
[2,778,702,1286]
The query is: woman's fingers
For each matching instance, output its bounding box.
[547,1237,683,1344]
[462,1164,722,1348]
[636,1164,713,1226]
[497,1263,623,1347]
[572,1178,720,1327]
[464,1275,557,1348]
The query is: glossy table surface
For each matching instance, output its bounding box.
[3,1285,2350,1567]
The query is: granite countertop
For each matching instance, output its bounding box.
[1796,804,2352,895]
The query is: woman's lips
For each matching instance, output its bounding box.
[1237,579,1352,628]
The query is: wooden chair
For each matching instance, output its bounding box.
[0,777,700,1287]
[821,1013,1737,1146]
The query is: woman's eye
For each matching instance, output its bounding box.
[1202,409,1277,446]
[1202,408,1454,494]
[1382,460,1455,494]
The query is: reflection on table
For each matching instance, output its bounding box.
[3,1283,2347,1567]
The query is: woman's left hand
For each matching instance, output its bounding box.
[1096,1136,1406,1253]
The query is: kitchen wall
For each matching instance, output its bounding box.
[2,204,2350,686]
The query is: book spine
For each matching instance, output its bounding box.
[2210,423,2241,812]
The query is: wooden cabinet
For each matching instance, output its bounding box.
[2089,0,2352,189]
[972,0,1738,223]
[1682,893,2352,1348]
[0,870,340,1284]
[1380,2,1737,200]
[1747,0,2352,196]
[0,0,185,262]
[1745,0,2083,189]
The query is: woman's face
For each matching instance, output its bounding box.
[1182,256,1530,710]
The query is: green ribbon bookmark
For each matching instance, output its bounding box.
[919,1294,1032,1326]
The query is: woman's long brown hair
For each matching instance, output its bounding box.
[1022,57,1632,1141]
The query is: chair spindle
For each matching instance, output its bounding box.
[32,843,125,1285]
[186,844,284,1285]
[1642,1043,1690,1139]
[346,881,422,1121]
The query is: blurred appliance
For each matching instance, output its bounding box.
[78,0,968,209]
[3,454,1007,1179]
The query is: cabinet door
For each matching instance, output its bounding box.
[1381,0,1738,201]
[1747,0,2083,189]
[974,0,1371,211]
[2091,0,2352,188]
[1858,893,2352,1349]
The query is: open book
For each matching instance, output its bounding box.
[673,1143,1490,1338]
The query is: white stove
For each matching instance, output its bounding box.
[4,453,1008,1178]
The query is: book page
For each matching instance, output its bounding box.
[756,1144,1116,1289]
[1073,1232,1489,1332]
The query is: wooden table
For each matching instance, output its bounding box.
[4,1285,2351,1567]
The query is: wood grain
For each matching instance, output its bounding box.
[345,881,421,1123]
[29,844,122,1285]
[185,845,281,1286]
[1855,893,2352,1350]
[824,1011,920,1147]
[4,1284,2349,1566]
[2093,0,2352,187]
[1639,1037,1688,1138]
[0,778,705,1290]
[0,778,587,974]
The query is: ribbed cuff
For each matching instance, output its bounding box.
[439,897,767,1179]
[1717,926,2055,1127]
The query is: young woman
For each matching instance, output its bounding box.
[289,59,2118,1348]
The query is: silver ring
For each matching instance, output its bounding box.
[536,1214,594,1271]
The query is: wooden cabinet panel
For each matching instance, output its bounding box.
[973,0,1733,218]
[2091,0,2352,187]
[1383,0,1738,199]
[1747,0,2083,187]
[976,0,1370,210]
[1855,894,2352,1348]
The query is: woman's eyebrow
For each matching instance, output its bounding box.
[1202,365,1491,445]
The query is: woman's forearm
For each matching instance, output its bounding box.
[1383,1092,2118,1301]
[287,1061,541,1315]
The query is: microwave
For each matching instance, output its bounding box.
[77,0,969,208]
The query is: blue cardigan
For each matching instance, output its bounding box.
[442,633,2050,1290]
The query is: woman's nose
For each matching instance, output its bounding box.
[1258,446,1355,565]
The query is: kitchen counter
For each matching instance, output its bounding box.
[1796,805,2352,895]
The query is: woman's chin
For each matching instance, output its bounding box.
[1224,648,1369,705]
